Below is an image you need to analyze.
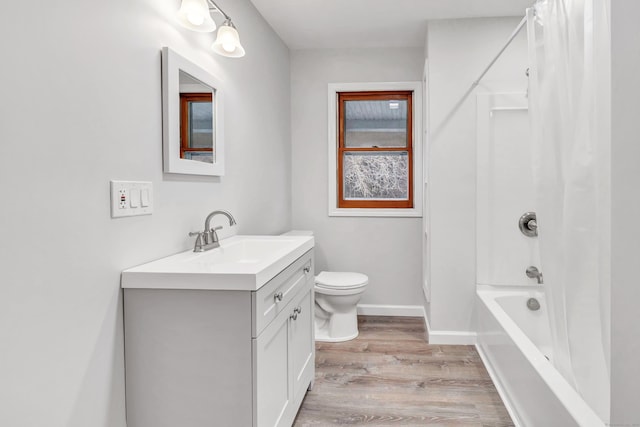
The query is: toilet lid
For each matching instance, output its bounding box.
[315,272,368,290]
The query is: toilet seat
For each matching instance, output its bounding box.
[315,272,368,290]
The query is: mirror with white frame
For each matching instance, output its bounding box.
[161,47,225,175]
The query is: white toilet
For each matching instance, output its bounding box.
[314,271,369,342]
[280,230,368,343]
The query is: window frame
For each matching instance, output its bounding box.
[328,82,423,218]
[337,91,414,209]
[180,92,214,160]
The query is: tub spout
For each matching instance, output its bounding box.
[526,266,544,284]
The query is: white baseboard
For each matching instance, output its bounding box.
[356,304,477,345]
[424,314,477,345]
[356,304,425,317]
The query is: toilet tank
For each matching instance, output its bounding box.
[281,230,313,236]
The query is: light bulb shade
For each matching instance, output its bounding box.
[211,23,245,58]
[177,0,216,32]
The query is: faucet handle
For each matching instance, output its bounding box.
[208,226,223,243]
[189,231,205,252]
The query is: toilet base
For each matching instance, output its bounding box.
[315,330,359,343]
[314,308,360,342]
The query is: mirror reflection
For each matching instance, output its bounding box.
[179,71,215,164]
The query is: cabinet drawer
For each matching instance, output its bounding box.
[252,250,313,337]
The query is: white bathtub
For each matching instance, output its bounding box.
[476,285,603,427]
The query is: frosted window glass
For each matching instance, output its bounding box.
[343,152,408,200]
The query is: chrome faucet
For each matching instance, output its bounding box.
[189,210,237,252]
[526,266,544,284]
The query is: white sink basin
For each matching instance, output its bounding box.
[187,238,296,265]
[121,235,314,291]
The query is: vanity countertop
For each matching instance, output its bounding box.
[121,235,314,291]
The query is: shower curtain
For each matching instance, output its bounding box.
[527,0,610,421]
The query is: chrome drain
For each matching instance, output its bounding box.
[527,297,541,311]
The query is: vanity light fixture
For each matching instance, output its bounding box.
[177,0,216,32]
[177,0,245,58]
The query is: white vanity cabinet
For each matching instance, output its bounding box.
[123,249,315,427]
[254,284,314,426]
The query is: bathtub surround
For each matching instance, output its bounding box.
[0,0,291,426]
[475,93,539,287]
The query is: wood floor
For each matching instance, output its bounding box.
[293,316,513,426]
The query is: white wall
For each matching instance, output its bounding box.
[0,1,290,426]
[610,0,640,423]
[426,17,528,334]
[290,48,424,308]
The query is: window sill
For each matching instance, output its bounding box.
[328,207,422,218]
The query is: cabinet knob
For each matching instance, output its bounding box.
[274,292,283,302]
[303,266,311,274]
[294,306,302,314]
[290,312,298,321]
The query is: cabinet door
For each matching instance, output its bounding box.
[253,315,289,427]
[289,289,315,399]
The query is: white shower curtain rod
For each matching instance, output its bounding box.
[471,14,528,87]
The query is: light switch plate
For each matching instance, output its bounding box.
[110,181,153,218]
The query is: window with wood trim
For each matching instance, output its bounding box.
[337,91,413,208]
[180,92,214,163]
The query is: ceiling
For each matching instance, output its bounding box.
[249,0,533,50]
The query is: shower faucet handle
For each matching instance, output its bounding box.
[519,212,538,237]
